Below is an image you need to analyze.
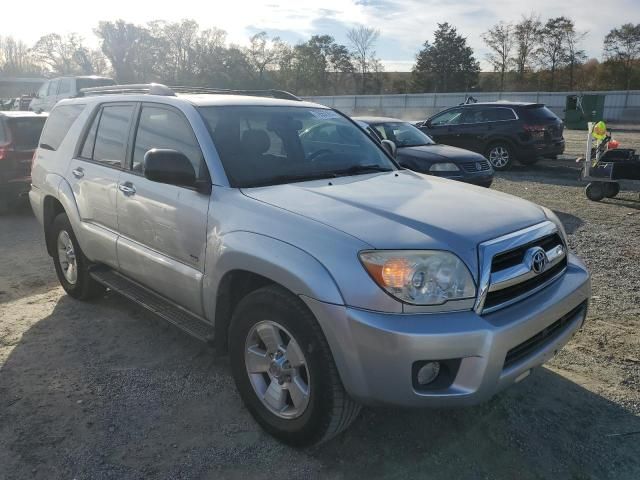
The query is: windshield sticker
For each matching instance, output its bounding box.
[310,110,341,120]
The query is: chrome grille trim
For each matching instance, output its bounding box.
[474,221,563,314]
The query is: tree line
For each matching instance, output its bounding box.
[0,17,638,95]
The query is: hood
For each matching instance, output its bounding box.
[242,171,546,271]
[398,144,486,162]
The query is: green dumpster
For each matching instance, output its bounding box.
[564,94,605,130]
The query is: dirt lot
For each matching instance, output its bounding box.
[1,147,639,479]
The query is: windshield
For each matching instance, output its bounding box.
[199,106,395,187]
[370,122,435,147]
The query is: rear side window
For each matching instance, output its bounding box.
[132,105,203,175]
[524,106,559,121]
[39,104,84,151]
[484,108,517,121]
[92,105,135,168]
[7,117,47,150]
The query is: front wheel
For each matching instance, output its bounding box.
[485,143,514,170]
[604,182,620,198]
[229,285,361,446]
[50,213,105,300]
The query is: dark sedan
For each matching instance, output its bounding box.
[354,117,494,187]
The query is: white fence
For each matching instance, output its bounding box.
[302,91,640,123]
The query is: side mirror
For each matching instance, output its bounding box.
[144,149,200,189]
[381,139,397,158]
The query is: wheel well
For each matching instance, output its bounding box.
[214,270,278,354]
[485,138,515,154]
[43,196,65,256]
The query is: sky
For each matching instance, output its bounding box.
[2,0,639,71]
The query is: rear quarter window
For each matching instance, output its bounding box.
[39,104,85,151]
[524,106,559,121]
[7,117,47,150]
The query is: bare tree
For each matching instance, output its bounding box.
[31,33,88,74]
[95,20,148,82]
[604,23,640,90]
[244,32,281,86]
[565,28,587,89]
[0,36,39,74]
[513,13,542,80]
[482,22,514,91]
[347,26,380,93]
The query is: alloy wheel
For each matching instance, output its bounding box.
[57,230,78,285]
[488,146,510,168]
[244,320,311,419]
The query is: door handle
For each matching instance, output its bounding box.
[72,167,84,178]
[118,182,136,196]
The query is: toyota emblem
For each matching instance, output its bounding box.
[526,247,548,274]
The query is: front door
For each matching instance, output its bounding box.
[423,107,464,147]
[67,103,136,267]
[116,103,210,316]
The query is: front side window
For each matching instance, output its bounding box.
[47,80,59,96]
[132,105,204,177]
[39,104,84,151]
[200,106,395,187]
[37,82,48,98]
[372,122,434,147]
[430,108,463,126]
[92,105,134,167]
[58,78,72,95]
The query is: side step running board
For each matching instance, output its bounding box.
[90,268,214,343]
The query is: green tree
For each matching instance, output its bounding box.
[413,23,479,92]
[538,17,576,90]
[604,23,640,90]
[513,14,542,81]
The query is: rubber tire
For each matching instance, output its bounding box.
[50,213,105,300]
[517,156,540,166]
[604,182,620,198]
[229,285,361,446]
[485,142,514,171]
[585,182,605,202]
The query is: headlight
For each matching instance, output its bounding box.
[429,162,460,172]
[541,206,568,245]
[359,250,476,305]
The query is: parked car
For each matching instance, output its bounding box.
[30,85,590,446]
[0,111,47,213]
[353,116,494,187]
[415,102,565,170]
[29,76,115,113]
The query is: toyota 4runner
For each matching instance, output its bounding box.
[30,84,590,446]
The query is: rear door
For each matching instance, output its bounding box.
[66,103,135,268]
[56,78,73,103]
[116,103,210,315]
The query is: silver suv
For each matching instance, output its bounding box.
[30,84,591,446]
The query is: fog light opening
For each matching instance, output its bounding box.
[417,361,441,386]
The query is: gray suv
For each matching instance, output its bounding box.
[30,84,590,446]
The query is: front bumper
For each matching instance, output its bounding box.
[433,170,494,188]
[303,253,590,407]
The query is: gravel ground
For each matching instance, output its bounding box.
[1,154,639,479]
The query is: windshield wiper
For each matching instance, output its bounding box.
[329,164,394,177]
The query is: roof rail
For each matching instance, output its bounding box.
[78,83,175,97]
[77,83,302,101]
[169,86,302,101]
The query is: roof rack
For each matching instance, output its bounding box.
[78,83,302,101]
[78,83,176,97]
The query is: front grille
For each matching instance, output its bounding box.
[461,159,491,172]
[491,233,562,271]
[483,232,566,312]
[504,301,587,369]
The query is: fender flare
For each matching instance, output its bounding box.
[204,230,344,321]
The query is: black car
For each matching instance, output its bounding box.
[354,117,494,187]
[415,102,565,170]
[0,111,48,213]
